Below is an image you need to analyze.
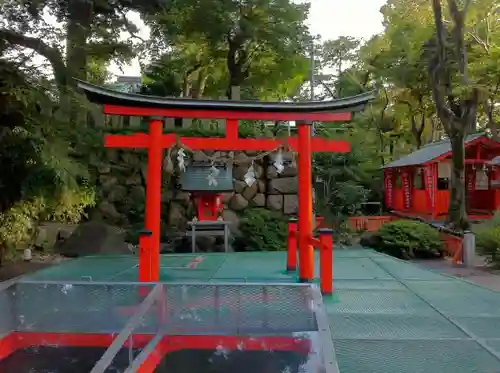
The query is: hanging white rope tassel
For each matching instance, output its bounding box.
[274,149,285,174]
[244,161,257,187]
[177,148,186,172]
[291,152,297,169]
[164,150,174,174]
[207,164,220,186]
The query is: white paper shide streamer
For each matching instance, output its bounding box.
[244,161,257,187]
[273,149,285,174]
[177,148,186,172]
[207,164,220,186]
[291,153,297,169]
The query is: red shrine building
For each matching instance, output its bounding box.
[383,133,500,220]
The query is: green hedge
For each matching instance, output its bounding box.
[233,208,288,252]
[473,212,500,266]
[370,220,444,260]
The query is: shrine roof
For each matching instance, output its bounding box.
[382,133,486,169]
[76,80,376,113]
[489,156,500,165]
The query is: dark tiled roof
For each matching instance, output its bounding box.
[382,133,485,169]
[488,156,500,165]
[76,79,376,113]
[179,165,233,192]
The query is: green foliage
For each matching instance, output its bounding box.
[0,60,97,264]
[0,199,44,263]
[371,220,444,259]
[233,208,288,252]
[0,187,95,259]
[108,121,274,139]
[312,129,381,223]
[145,0,311,100]
[473,212,500,266]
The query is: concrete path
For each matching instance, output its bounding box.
[413,256,500,292]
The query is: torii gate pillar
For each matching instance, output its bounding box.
[141,117,163,282]
[297,121,314,281]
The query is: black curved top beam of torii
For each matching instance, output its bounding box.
[76,79,376,120]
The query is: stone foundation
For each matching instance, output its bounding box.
[93,149,299,235]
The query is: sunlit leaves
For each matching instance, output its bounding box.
[144,0,311,100]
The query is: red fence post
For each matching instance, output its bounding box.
[138,229,153,283]
[287,218,298,272]
[319,228,334,296]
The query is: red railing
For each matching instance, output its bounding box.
[350,213,465,264]
[0,332,311,373]
[348,216,394,232]
[286,219,333,295]
[439,231,464,265]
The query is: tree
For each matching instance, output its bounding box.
[0,0,161,123]
[148,0,311,100]
[370,2,438,149]
[465,0,500,139]
[428,0,480,229]
[321,36,360,79]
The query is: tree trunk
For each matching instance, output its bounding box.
[448,127,468,229]
[192,70,208,98]
[411,115,425,149]
[226,34,248,98]
[485,99,500,140]
[65,0,94,126]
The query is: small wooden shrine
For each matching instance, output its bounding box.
[383,134,500,220]
[179,162,233,221]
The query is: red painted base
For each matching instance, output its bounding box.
[0,332,312,373]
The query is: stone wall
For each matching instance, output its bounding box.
[94,149,298,235]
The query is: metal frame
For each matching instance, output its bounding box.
[16,279,318,287]
[89,284,162,373]
[311,285,341,373]
[187,220,231,253]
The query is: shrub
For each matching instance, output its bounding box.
[371,220,443,259]
[474,226,500,265]
[233,208,288,252]
[473,212,500,266]
[0,186,96,265]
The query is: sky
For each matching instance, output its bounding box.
[109,0,387,77]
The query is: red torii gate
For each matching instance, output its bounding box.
[78,80,374,286]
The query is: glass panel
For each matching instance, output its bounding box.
[0,282,337,373]
[121,283,337,373]
[0,282,157,373]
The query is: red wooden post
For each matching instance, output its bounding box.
[384,168,394,210]
[432,163,438,219]
[402,168,411,210]
[138,229,153,285]
[495,167,500,210]
[424,164,436,220]
[141,117,164,282]
[319,228,334,295]
[297,122,314,282]
[286,218,298,272]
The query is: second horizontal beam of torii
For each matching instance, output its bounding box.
[105,131,350,153]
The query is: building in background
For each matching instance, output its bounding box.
[109,76,142,93]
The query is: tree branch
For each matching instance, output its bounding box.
[447,0,470,83]
[115,6,146,43]
[0,28,67,88]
